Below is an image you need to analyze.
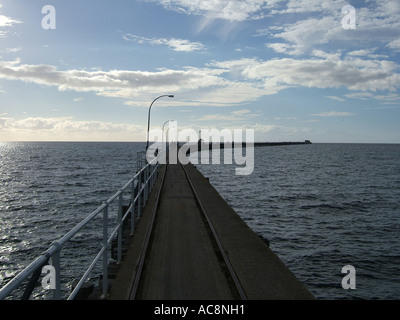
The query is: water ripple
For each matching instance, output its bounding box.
[198,143,400,300]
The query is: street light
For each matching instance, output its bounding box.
[146,95,174,150]
[162,119,175,150]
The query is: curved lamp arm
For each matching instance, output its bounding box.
[146,95,174,150]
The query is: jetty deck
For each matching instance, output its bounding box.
[108,163,314,300]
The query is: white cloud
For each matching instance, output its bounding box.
[0,15,21,27]
[148,0,281,22]
[345,91,400,103]
[147,0,359,23]
[0,8,21,38]
[387,39,400,50]
[312,50,342,60]
[282,0,345,14]
[144,0,400,68]
[1,47,22,53]
[266,43,304,56]
[211,56,400,93]
[0,58,267,107]
[345,92,374,100]
[326,96,345,102]
[0,60,228,105]
[348,49,375,57]
[197,109,256,122]
[268,16,343,53]
[232,109,251,115]
[197,114,238,121]
[347,48,388,59]
[0,116,146,141]
[123,34,205,52]
[312,111,355,117]
[258,0,400,55]
[0,52,399,110]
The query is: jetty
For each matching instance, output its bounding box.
[213,140,312,149]
[0,149,314,301]
[108,162,314,300]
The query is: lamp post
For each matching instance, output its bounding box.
[162,120,175,151]
[146,95,174,151]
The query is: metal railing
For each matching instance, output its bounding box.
[0,156,160,300]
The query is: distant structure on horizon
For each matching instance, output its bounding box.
[189,139,312,151]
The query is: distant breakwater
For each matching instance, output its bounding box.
[193,140,312,150]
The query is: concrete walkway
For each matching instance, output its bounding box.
[108,163,314,300]
[135,164,237,299]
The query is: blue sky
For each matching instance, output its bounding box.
[0,0,399,142]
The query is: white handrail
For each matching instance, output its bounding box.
[0,156,160,300]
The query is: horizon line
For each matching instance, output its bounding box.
[1,140,399,145]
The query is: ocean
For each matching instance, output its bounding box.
[0,142,399,300]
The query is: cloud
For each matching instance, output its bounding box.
[197,114,239,121]
[0,58,268,107]
[325,96,346,102]
[312,111,355,117]
[123,34,205,52]
[267,16,343,54]
[232,109,251,115]
[387,39,400,50]
[0,47,22,53]
[0,8,21,38]
[345,91,400,103]
[346,49,388,59]
[0,59,230,106]
[344,92,374,100]
[266,43,304,56]
[211,56,400,92]
[147,0,281,22]
[146,0,392,56]
[0,51,399,109]
[277,0,346,14]
[259,0,400,56]
[0,116,146,141]
[197,109,255,122]
[0,15,21,27]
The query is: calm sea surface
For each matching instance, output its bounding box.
[0,142,399,299]
[197,143,400,300]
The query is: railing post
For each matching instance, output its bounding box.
[149,165,153,190]
[145,165,149,202]
[155,163,159,184]
[143,167,147,204]
[151,164,155,189]
[153,165,157,188]
[131,180,135,235]
[102,203,109,299]
[143,167,146,204]
[138,173,142,219]
[117,192,123,264]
